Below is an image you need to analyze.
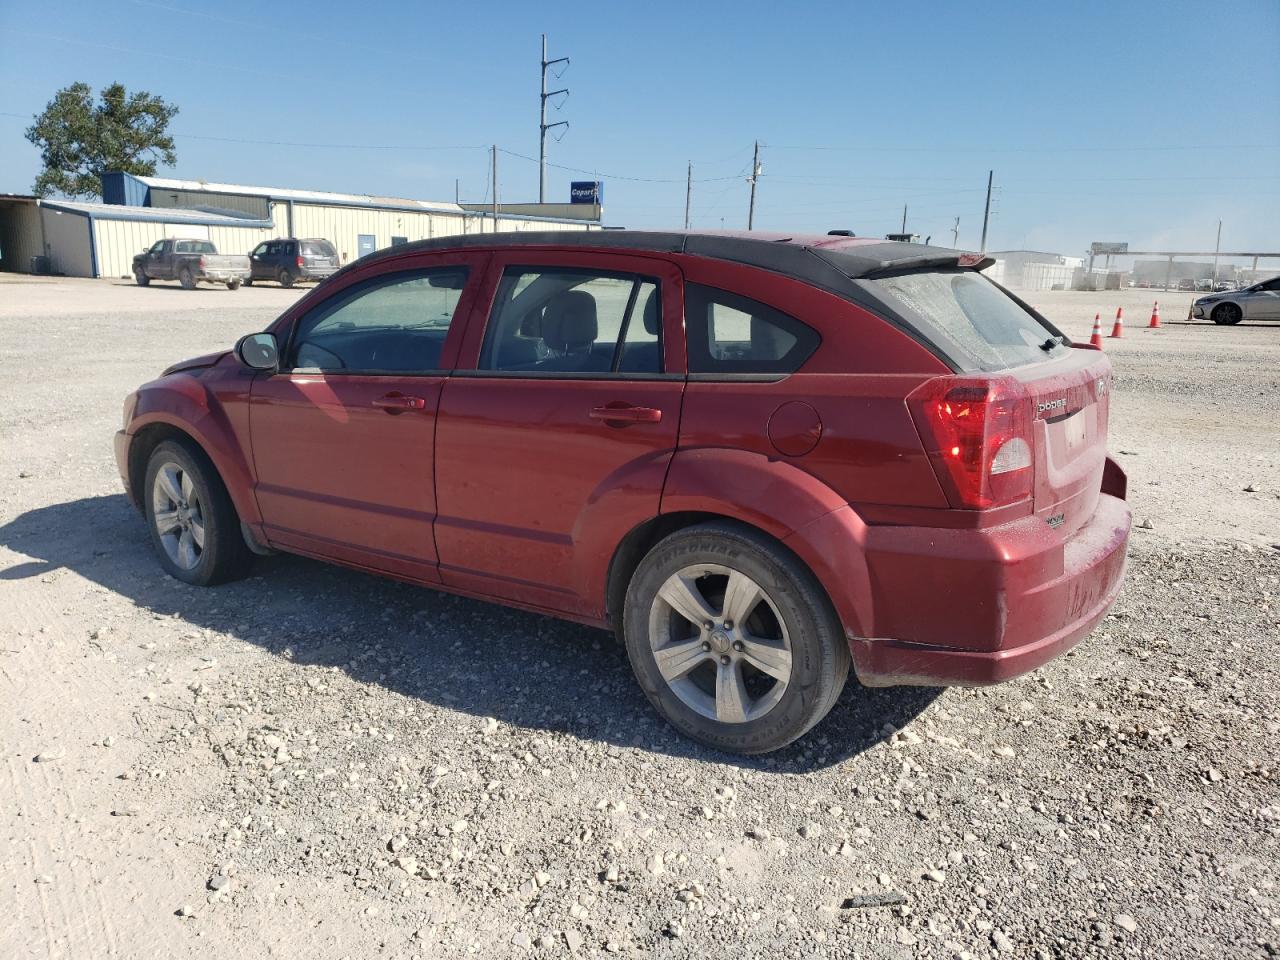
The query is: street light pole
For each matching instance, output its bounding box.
[1212,219,1223,283]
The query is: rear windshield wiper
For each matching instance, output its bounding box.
[1039,335,1067,352]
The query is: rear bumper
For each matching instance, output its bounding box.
[201,269,250,282]
[301,266,338,280]
[850,490,1131,687]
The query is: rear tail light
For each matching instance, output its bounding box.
[199,256,207,269]
[296,255,305,268]
[907,376,1033,509]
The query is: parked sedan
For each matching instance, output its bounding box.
[1192,276,1280,324]
[246,238,340,288]
[113,232,1131,753]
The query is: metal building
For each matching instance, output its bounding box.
[0,172,600,278]
[986,249,1084,291]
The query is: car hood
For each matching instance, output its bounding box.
[161,350,229,377]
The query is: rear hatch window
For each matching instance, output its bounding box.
[866,269,1064,371]
[302,240,338,259]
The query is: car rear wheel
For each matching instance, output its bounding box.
[1212,303,1242,325]
[227,278,241,290]
[277,268,295,289]
[134,268,150,286]
[179,267,197,290]
[144,440,252,586]
[623,522,849,754]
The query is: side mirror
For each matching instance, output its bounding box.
[235,332,279,371]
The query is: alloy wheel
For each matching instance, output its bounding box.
[151,461,205,570]
[647,563,793,724]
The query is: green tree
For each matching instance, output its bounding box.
[24,82,178,199]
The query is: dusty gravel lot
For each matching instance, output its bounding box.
[2,275,1277,960]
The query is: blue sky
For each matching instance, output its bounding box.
[2,0,1277,256]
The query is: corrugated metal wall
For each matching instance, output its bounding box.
[150,189,271,219]
[4,195,598,277]
[92,218,277,279]
[282,202,592,264]
[43,209,94,277]
[0,202,45,273]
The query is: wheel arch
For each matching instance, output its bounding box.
[604,447,877,640]
[126,404,260,528]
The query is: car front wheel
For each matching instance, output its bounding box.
[623,522,849,754]
[144,440,252,586]
[134,268,150,286]
[1212,303,1243,325]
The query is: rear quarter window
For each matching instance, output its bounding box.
[867,270,1061,371]
[685,283,819,375]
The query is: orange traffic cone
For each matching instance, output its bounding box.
[1109,306,1124,338]
[1147,301,1161,329]
[1089,313,1104,348]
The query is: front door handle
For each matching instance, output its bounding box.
[589,404,662,424]
[373,393,426,413]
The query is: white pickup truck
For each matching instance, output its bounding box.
[132,239,251,290]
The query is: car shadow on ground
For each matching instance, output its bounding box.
[0,494,940,772]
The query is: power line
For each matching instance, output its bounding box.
[768,141,1280,153]
[176,132,485,151]
[496,147,741,184]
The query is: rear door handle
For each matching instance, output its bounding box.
[373,393,426,413]
[589,404,662,424]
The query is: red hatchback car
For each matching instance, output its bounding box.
[115,231,1131,753]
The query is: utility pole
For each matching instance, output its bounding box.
[539,34,569,203]
[684,162,692,230]
[901,204,908,233]
[979,169,994,253]
[951,217,960,248]
[747,140,761,230]
[491,145,498,234]
[455,178,460,204]
[1212,219,1223,282]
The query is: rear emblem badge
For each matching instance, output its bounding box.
[1046,513,1065,529]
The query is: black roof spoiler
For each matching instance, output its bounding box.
[811,242,996,279]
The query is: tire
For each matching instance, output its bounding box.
[143,440,253,586]
[243,277,254,287]
[277,268,295,289]
[227,278,241,290]
[623,522,850,754]
[179,267,197,290]
[1212,302,1242,325]
[134,268,150,287]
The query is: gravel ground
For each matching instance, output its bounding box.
[1,276,1277,959]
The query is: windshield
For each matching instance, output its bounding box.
[867,269,1063,371]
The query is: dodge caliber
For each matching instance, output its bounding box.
[115,232,1132,754]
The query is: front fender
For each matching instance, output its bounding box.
[660,448,874,638]
[128,372,260,526]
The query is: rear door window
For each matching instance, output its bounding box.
[479,267,662,376]
[867,270,1060,370]
[684,283,819,375]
